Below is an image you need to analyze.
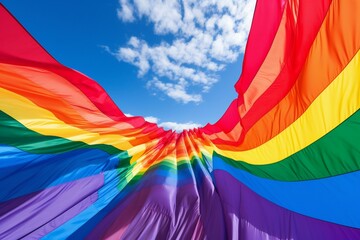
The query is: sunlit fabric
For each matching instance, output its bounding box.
[1,0,360,239]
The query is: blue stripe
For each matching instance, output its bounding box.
[0,145,123,202]
[43,157,212,239]
[213,155,360,228]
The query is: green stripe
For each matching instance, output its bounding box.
[0,111,125,156]
[214,109,360,181]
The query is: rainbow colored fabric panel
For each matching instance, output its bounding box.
[1,0,360,239]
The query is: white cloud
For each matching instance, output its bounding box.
[126,113,201,131]
[117,0,135,22]
[147,78,202,104]
[144,116,159,123]
[145,117,202,132]
[159,121,202,132]
[114,0,256,103]
[134,0,182,34]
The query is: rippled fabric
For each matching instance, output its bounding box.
[0,1,360,239]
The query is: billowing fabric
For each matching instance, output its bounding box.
[1,0,360,239]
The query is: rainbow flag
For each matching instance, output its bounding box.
[1,0,360,239]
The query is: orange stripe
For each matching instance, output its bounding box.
[239,0,360,150]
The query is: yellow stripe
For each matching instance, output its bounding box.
[216,49,360,164]
[0,87,136,150]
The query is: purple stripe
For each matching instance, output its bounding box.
[88,185,202,239]
[88,170,225,239]
[214,170,360,240]
[0,191,37,217]
[0,174,104,240]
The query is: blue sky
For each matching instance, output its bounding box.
[2,0,255,131]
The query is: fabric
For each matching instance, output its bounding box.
[0,0,360,239]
